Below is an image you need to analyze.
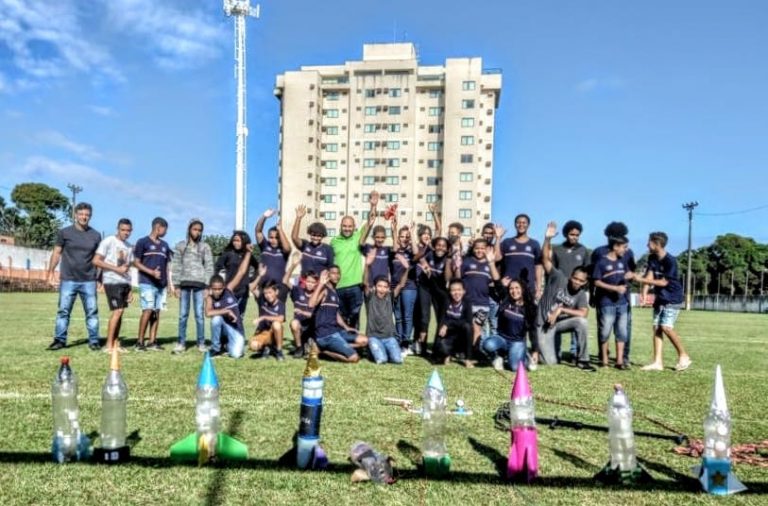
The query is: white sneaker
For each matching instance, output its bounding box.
[401,346,412,357]
[198,344,209,353]
[172,343,186,354]
[492,356,504,371]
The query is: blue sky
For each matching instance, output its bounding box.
[1,0,767,254]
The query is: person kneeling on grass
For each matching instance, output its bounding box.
[249,279,287,361]
[482,278,536,372]
[206,245,253,358]
[432,279,474,366]
[308,267,368,363]
[365,275,407,364]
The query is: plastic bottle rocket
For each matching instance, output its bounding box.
[692,365,747,495]
[422,370,451,476]
[595,384,651,484]
[296,341,328,469]
[170,352,248,464]
[507,362,537,482]
[95,348,130,463]
[51,357,90,463]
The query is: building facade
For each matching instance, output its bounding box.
[274,43,501,237]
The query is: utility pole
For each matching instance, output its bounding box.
[682,201,698,310]
[67,183,83,222]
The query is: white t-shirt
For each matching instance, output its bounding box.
[96,235,134,285]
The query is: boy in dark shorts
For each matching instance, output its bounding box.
[433,279,474,365]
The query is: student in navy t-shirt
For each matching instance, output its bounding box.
[285,259,318,359]
[593,235,633,370]
[433,279,474,365]
[455,238,500,356]
[634,231,692,372]
[390,221,418,355]
[291,204,334,277]
[133,217,172,351]
[249,281,287,360]
[361,225,391,291]
[415,236,451,357]
[255,208,292,299]
[482,278,536,372]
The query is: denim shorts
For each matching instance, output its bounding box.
[139,283,166,311]
[316,330,357,358]
[653,303,682,328]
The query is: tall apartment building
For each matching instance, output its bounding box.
[274,43,501,237]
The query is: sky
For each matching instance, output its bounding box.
[1,0,767,254]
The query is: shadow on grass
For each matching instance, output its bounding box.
[205,410,244,506]
[546,446,602,473]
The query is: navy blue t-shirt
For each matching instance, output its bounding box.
[593,255,629,307]
[500,237,542,292]
[646,253,684,305]
[211,288,244,334]
[361,244,391,285]
[134,236,172,288]
[256,296,285,331]
[258,239,289,285]
[290,284,314,322]
[314,285,343,338]
[299,239,334,276]
[497,300,527,342]
[591,245,636,304]
[461,257,492,306]
[390,247,417,290]
[421,251,449,291]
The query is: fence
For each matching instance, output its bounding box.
[692,295,768,314]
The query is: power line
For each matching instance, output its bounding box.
[696,204,768,217]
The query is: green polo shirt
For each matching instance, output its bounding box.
[331,228,364,289]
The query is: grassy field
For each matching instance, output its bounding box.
[0,292,766,505]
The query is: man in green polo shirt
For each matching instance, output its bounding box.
[331,191,379,329]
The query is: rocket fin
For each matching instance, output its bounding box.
[216,432,249,461]
[169,433,198,461]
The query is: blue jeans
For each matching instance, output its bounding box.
[316,331,357,359]
[394,288,417,346]
[598,303,629,344]
[483,298,499,338]
[54,281,99,345]
[178,288,205,346]
[368,336,403,364]
[337,285,363,329]
[210,316,244,358]
[481,335,527,371]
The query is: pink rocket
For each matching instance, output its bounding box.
[507,362,538,482]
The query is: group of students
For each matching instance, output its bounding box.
[46,196,692,373]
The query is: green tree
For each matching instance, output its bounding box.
[204,234,230,263]
[10,183,71,248]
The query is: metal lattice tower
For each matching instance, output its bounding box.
[224,0,259,231]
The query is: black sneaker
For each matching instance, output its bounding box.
[47,340,65,351]
[88,343,101,352]
[275,350,285,361]
[146,343,164,352]
[577,362,597,372]
[292,347,305,359]
[209,349,224,358]
[134,343,147,352]
[615,363,630,371]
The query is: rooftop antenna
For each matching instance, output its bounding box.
[224,0,260,231]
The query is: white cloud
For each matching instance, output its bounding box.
[104,0,228,70]
[0,0,122,91]
[37,131,104,162]
[576,77,626,94]
[88,105,115,117]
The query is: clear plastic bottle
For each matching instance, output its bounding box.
[607,384,637,472]
[100,369,128,449]
[703,407,731,459]
[51,357,81,462]
[510,395,536,428]
[196,382,220,458]
[422,375,447,459]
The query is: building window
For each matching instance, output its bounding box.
[427,159,442,169]
[428,107,444,116]
[322,177,337,186]
[461,99,475,109]
[386,176,399,185]
[365,106,377,116]
[324,211,337,220]
[461,117,475,127]
[363,158,377,168]
[386,141,400,150]
[387,123,401,132]
[462,80,476,91]
[427,177,439,186]
[383,193,399,202]
[426,193,439,203]
[427,142,443,151]
[459,191,472,200]
[321,194,337,203]
[460,135,475,145]
[327,228,336,236]
[364,123,376,133]
[365,89,375,98]
[459,172,473,182]
[362,176,375,185]
[325,143,338,152]
[389,106,401,115]
[458,209,472,219]
[324,109,339,118]
[325,126,339,135]
[389,88,401,97]
[428,124,443,134]
[325,160,338,169]
[387,158,400,167]
[429,90,442,98]
[364,141,376,150]
[460,154,474,163]
[325,91,340,100]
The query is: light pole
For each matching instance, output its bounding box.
[682,201,698,310]
[67,183,82,222]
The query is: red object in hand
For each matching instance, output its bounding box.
[384,204,398,221]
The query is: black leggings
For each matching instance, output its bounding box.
[433,322,473,363]
[414,283,449,340]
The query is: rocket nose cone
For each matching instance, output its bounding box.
[427,369,444,391]
[511,364,532,399]
[197,352,219,389]
[711,364,728,413]
[109,346,120,371]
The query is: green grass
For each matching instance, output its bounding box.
[0,293,766,505]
